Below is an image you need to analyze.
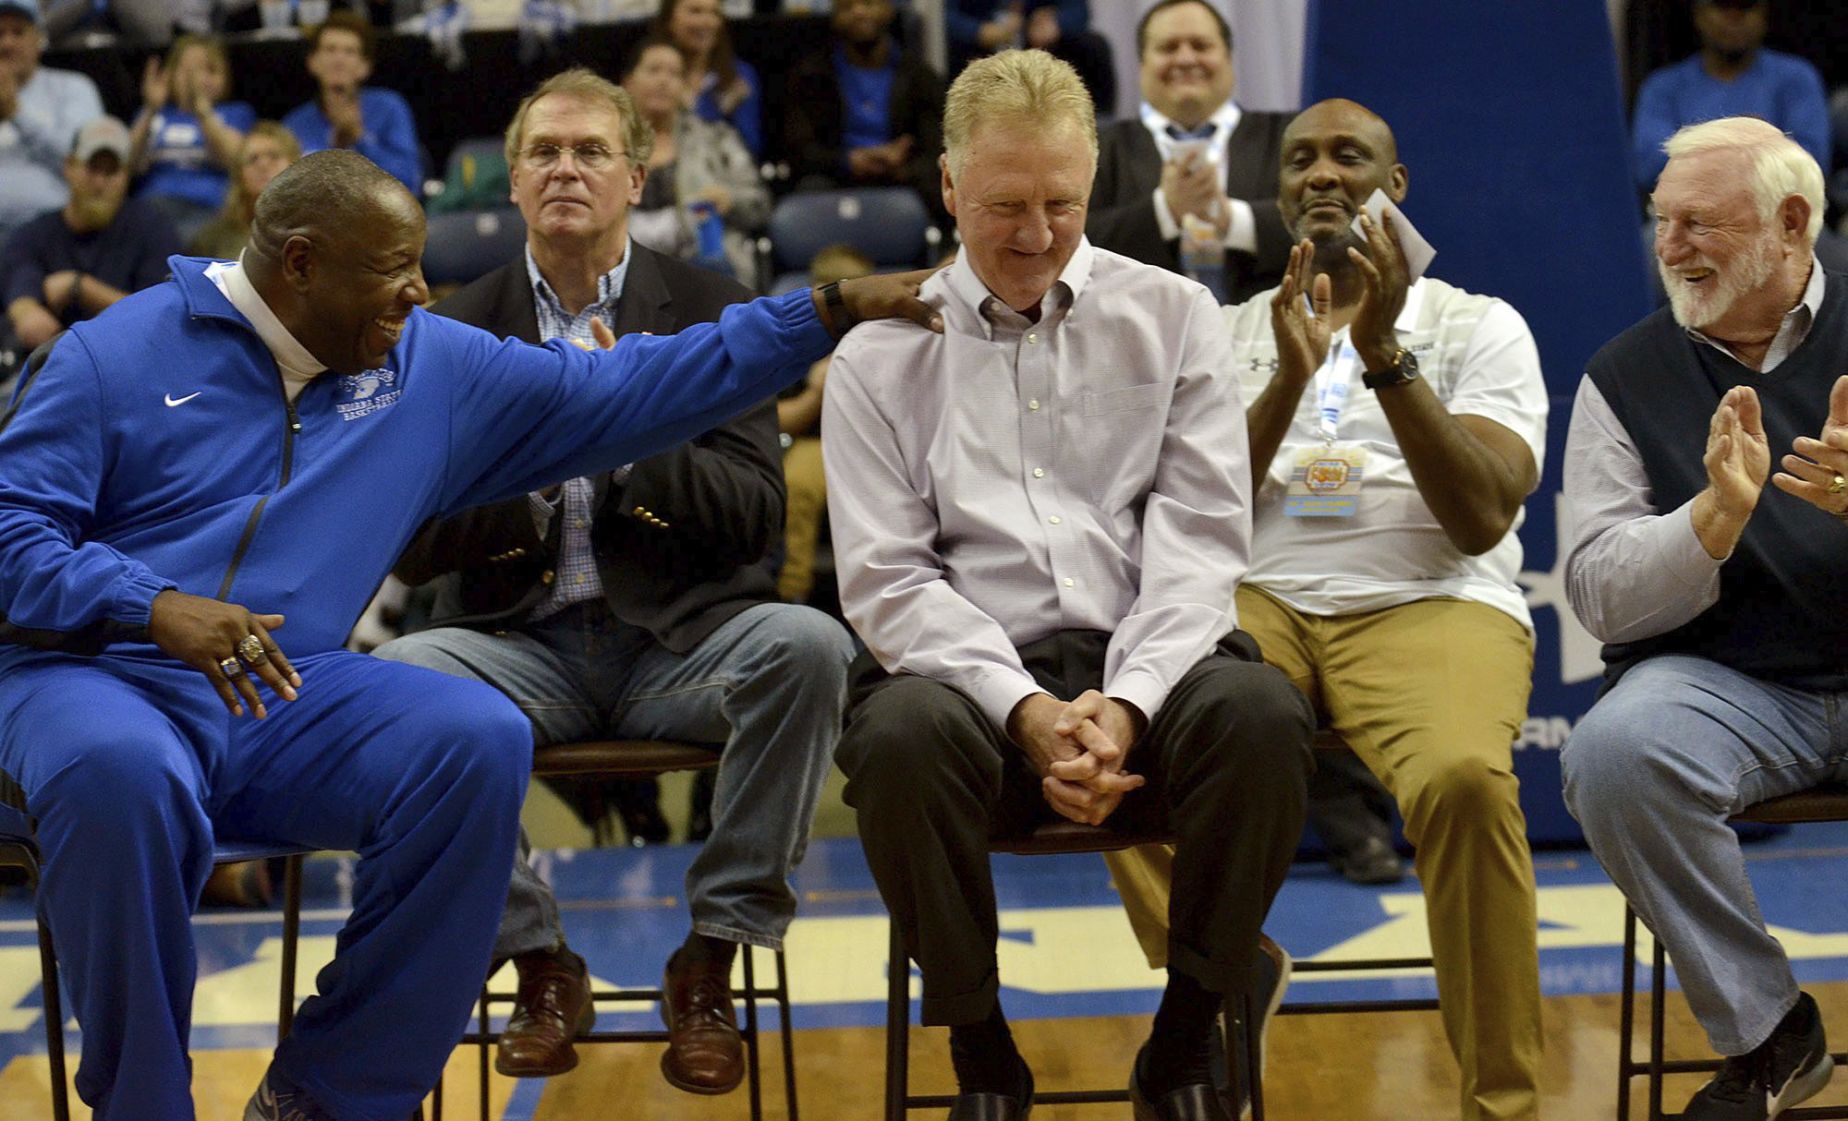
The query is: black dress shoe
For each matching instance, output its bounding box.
[948,1058,1033,1120]
[1131,1043,1230,1121]
[1329,834,1405,885]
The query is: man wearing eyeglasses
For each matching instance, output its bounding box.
[374,68,853,1095]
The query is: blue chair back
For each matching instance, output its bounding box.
[422,208,528,288]
[766,187,931,276]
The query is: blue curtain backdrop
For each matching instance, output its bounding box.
[1303,1,1653,842]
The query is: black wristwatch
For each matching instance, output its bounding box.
[1361,347,1420,390]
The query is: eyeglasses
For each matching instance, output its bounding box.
[518,142,626,171]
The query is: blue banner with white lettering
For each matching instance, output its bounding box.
[1303,2,1653,841]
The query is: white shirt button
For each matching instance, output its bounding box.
[1063,577,1075,587]
[1048,515,1062,525]
[1032,468,1045,478]
[1028,398,1041,411]
[1027,333,1039,344]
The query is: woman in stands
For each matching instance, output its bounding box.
[188,122,299,262]
[129,34,254,243]
[652,0,764,159]
[622,35,769,282]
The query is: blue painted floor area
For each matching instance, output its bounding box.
[4,823,1848,1071]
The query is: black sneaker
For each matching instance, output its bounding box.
[1683,992,1834,1120]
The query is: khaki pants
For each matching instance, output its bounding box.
[1107,588,1543,1121]
[777,436,826,603]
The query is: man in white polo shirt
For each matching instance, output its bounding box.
[1109,98,1549,1121]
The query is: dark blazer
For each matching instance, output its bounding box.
[394,243,781,654]
[784,42,947,221]
[1087,111,1295,305]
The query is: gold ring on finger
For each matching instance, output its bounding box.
[218,656,244,678]
[1829,474,1846,495]
[237,634,266,663]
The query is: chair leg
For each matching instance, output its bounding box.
[884,920,910,1121]
[1649,928,1668,1121]
[775,949,799,1121]
[278,854,304,1041]
[39,917,70,1121]
[1618,903,1637,1121]
[477,985,491,1121]
[743,944,764,1121]
[1243,988,1266,1121]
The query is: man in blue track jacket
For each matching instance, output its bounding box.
[0,149,935,1121]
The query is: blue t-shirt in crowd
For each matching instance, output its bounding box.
[283,87,423,195]
[1,198,182,328]
[137,101,258,211]
[1632,49,1831,191]
[835,42,897,165]
[694,57,764,161]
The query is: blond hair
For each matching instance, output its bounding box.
[942,49,1096,182]
[1664,116,1825,244]
[503,67,654,170]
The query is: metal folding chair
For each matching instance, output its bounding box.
[1618,783,1848,1121]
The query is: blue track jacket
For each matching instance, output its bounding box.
[0,256,835,666]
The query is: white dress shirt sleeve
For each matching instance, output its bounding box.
[1220,198,1258,255]
[823,344,1043,731]
[1151,186,1182,244]
[1101,287,1249,719]
[1562,377,1723,643]
[1150,190,1258,255]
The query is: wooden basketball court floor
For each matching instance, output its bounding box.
[5,824,1848,1120]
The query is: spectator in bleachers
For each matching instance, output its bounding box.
[1631,0,1829,193]
[0,0,104,249]
[129,34,254,243]
[1564,116,1841,1121]
[776,242,870,605]
[653,0,763,160]
[377,65,853,1092]
[946,0,1115,116]
[785,0,946,222]
[283,10,423,195]
[1088,0,1291,307]
[3,116,178,352]
[189,121,300,259]
[622,34,768,280]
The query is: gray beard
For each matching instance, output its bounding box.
[1661,234,1779,331]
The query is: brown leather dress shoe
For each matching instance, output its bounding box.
[496,948,595,1077]
[659,948,745,1094]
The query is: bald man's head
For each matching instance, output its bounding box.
[245,149,429,375]
[1277,97,1407,253]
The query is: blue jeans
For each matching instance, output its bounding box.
[1562,654,1848,1055]
[376,599,852,954]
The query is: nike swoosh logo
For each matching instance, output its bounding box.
[164,391,202,407]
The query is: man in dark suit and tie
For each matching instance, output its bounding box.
[374,67,853,1096]
[1087,0,1292,305]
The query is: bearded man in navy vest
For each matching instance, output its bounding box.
[1561,115,1848,1121]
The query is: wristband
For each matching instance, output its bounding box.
[819,281,854,338]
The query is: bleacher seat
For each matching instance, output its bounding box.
[422,208,528,288]
[758,187,937,293]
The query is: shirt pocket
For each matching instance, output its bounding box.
[1080,383,1168,416]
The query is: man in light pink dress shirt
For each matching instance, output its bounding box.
[822,49,1313,1121]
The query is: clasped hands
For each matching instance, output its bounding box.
[1008,690,1147,826]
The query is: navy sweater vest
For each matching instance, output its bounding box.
[1586,272,1848,690]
